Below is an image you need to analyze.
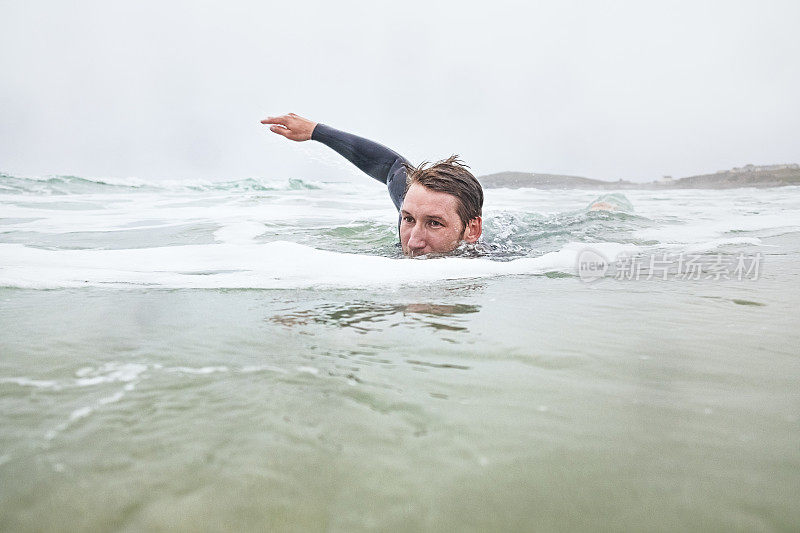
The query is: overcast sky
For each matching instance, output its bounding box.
[1,0,798,182]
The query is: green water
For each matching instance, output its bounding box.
[2,237,799,531]
[2,178,799,531]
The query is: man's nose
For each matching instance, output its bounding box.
[407,224,427,250]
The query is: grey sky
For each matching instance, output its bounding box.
[1,0,798,182]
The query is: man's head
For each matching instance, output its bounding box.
[399,155,483,257]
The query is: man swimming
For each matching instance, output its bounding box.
[261,113,483,257]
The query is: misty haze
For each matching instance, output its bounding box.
[2,2,799,532]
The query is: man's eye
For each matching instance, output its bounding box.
[429,220,442,227]
[403,216,414,223]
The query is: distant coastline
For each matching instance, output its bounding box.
[479,163,800,189]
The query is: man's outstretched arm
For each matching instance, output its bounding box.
[261,113,409,210]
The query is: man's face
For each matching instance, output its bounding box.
[400,183,477,257]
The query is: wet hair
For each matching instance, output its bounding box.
[402,155,483,230]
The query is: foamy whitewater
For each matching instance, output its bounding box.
[2,175,798,288]
[1,173,799,531]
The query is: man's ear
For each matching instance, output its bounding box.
[462,217,482,243]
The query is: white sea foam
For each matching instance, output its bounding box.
[0,377,61,389]
[634,213,800,244]
[683,237,763,253]
[45,389,129,440]
[0,197,353,234]
[0,240,638,289]
[3,178,798,291]
[42,363,147,440]
[240,364,290,375]
[213,222,266,244]
[4,360,311,442]
[74,363,148,386]
[164,366,230,374]
[0,179,390,237]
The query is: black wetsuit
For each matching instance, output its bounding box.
[311,123,410,212]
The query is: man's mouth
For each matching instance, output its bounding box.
[405,248,429,258]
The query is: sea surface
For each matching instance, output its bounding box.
[1,174,799,531]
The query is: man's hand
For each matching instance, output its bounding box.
[260,113,317,142]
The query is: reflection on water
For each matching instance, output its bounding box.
[269,301,481,333]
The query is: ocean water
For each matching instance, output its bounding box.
[1,174,799,531]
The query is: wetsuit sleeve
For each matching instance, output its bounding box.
[311,123,410,211]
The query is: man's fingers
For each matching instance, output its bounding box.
[261,113,313,142]
[269,124,290,137]
[261,115,290,125]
